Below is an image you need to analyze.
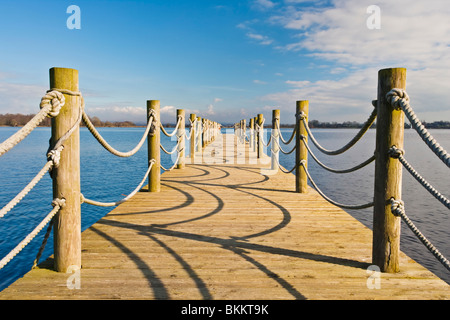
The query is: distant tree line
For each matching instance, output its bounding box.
[278,120,450,129]
[1,113,450,129]
[0,113,137,127]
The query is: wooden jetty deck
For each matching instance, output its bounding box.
[0,134,449,300]
[0,135,450,300]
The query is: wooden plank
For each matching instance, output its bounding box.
[0,133,448,300]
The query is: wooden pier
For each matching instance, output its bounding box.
[0,134,448,300]
[1,67,449,300]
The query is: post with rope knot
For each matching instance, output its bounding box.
[257,114,264,159]
[49,67,82,273]
[190,113,196,164]
[372,67,406,273]
[147,100,160,192]
[271,110,280,172]
[177,109,185,169]
[295,101,309,193]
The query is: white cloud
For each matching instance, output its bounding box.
[0,80,47,115]
[277,0,450,69]
[206,104,215,115]
[246,32,273,45]
[253,0,276,10]
[253,79,267,85]
[257,0,450,122]
[264,69,378,122]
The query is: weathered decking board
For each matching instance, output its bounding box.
[0,134,448,300]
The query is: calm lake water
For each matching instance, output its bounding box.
[0,127,449,292]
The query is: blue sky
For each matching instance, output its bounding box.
[1,0,450,124]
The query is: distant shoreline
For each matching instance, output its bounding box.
[1,113,450,129]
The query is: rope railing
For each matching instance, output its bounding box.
[160,116,183,137]
[389,146,450,209]
[0,91,65,157]
[301,136,376,174]
[81,160,156,207]
[235,68,448,274]
[300,161,374,210]
[387,89,450,168]
[0,199,66,270]
[390,199,450,271]
[82,111,154,158]
[301,107,377,156]
[275,121,296,145]
[0,68,221,272]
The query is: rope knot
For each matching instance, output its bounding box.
[390,198,404,217]
[388,145,404,159]
[148,109,158,137]
[296,111,306,121]
[40,91,65,118]
[386,88,409,110]
[47,145,64,168]
[51,198,66,208]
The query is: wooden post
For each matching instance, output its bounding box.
[257,114,263,159]
[147,100,160,192]
[296,101,309,193]
[196,116,202,153]
[242,119,246,145]
[202,119,206,148]
[190,113,196,164]
[50,67,81,272]
[372,68,406,273]
[177,109,185,169]
[249,118,254,149]
[271,109,280,171]
[253,116,258,153]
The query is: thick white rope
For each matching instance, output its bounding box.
[272,135,296,155]
[161,151,182,171]
[389,146,450,209]
[302,137,375,174]
[160,116,183,137]
[82,111,154,158]
[301,107,377,156]
[0,198,65,270]
[300,161,374,210]
[0,160,54,219]
[160,138,181,154]
[271,149,296,174]
[387,89,450,168]
[184,118,197,140]
[390,199,450,271]
[0,91,65,157]
[275,121,296,145]
[81,160,155,207]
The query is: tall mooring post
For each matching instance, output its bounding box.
[372,68,406,273]
[190,113,196,164]
[249,118,254,150]
[49,67,81,272]
[177,109,185,169]
[147,100,160,192]
[271,109,280,171]
[257,114,264,159]
[296,100,309,193]
[196,116,202,153]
